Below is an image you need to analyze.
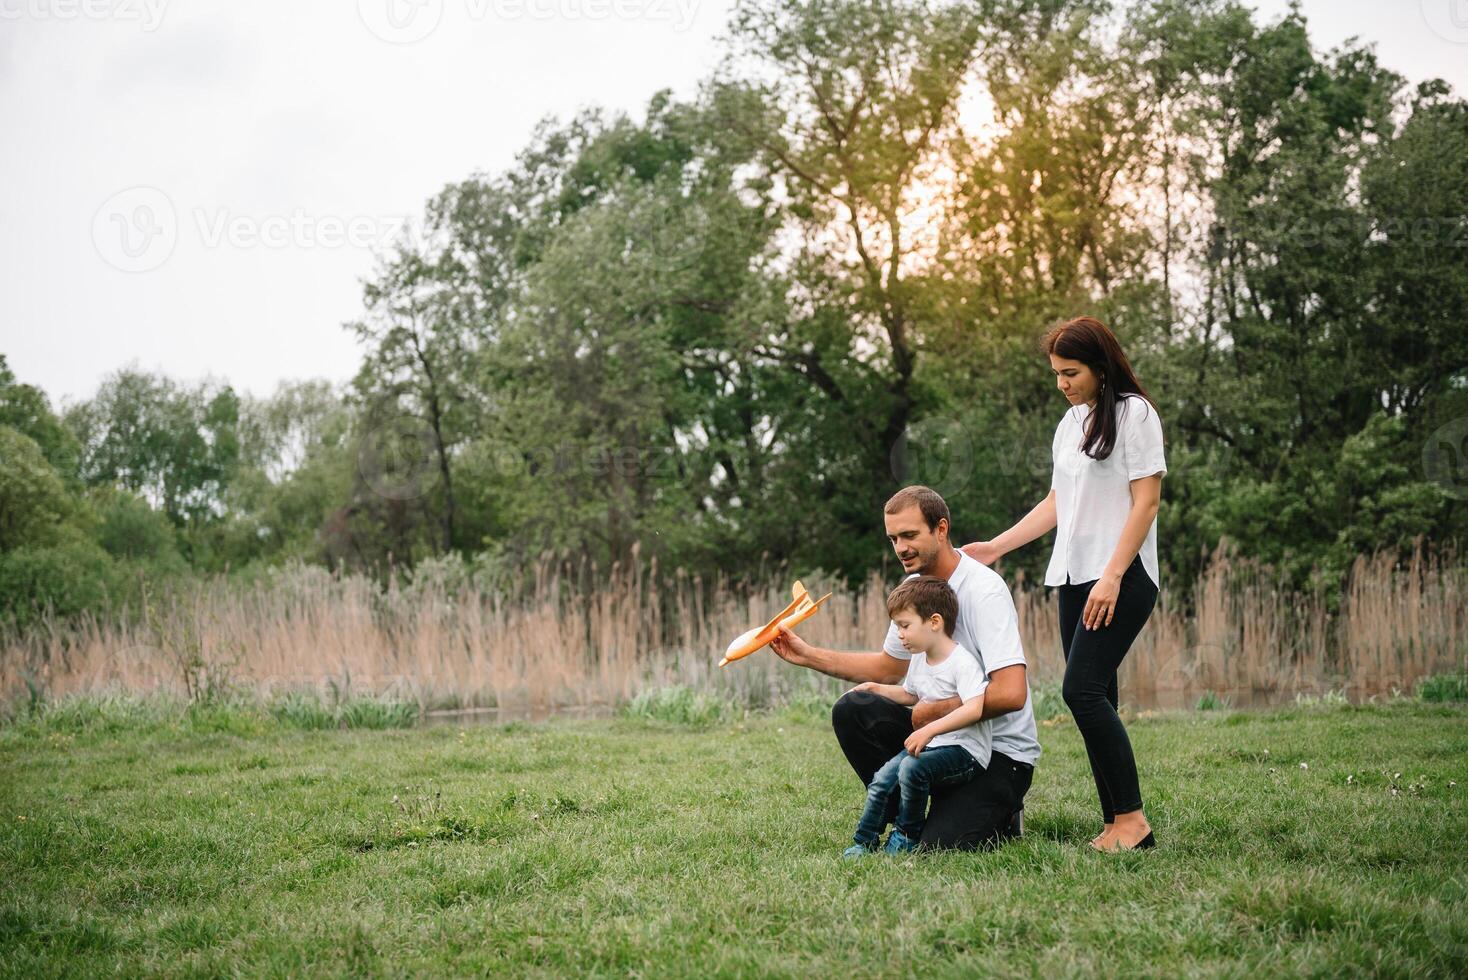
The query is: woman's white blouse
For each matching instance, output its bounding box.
[1045,393,1167,589]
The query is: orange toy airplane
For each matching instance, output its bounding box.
[719,580,833,667]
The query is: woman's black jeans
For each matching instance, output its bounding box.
[1057,554,1157,823]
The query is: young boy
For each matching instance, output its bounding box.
[843,575,992,857]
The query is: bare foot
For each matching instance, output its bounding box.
[1089,823,1117,850]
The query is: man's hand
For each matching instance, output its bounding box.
[960,540,1001,565]
[912,696,960,730]
[769,627,813,667]
[904,725,934,756]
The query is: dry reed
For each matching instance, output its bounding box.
[2,543,1462,713]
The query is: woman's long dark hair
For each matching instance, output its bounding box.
[1044,316,1153,461]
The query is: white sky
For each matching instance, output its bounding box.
[2,0,1465,408]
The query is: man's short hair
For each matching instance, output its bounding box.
[884,485,950,532]
[886,575,958,637]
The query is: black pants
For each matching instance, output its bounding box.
[831,691,1033,851]
[1057,554,1157,822]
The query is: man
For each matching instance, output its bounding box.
[771,485,1040,850]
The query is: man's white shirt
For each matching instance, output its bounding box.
[884,551,1042,765]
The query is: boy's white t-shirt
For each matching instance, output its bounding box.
[901,644,992,768]
[883,551,1041,765]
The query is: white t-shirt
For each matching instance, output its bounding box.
[884,551,1042,765]
[901,644,992,767]
[1045,393,1167,589]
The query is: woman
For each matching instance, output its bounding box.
[962,316,1165,851]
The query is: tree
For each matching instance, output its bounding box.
[710,0,985,548]
[1145,3,1462,582]
[65,368,242,530]
[0,426,70,551]
[0,354,80,482]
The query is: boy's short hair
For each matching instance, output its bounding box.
[886,576,958,637]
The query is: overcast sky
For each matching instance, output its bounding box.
[2,0,1465,408]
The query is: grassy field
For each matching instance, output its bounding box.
[1,697,1465,977]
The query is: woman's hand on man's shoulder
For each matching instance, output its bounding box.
[961,541,1000,565]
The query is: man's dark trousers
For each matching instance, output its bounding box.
[832,690,1032,850]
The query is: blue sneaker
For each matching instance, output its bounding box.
[883,830,918,854]
[843,842,875,860]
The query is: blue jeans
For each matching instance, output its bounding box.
[853,745,981,846]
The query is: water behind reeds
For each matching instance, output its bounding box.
[2,544,1462,716]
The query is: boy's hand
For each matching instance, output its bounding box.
[904,726,934,756]
[851,681,881,695]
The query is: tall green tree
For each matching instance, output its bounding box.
[0,354,80,483]
[1146,4,1462,582]
[65,369,242,532]
[0,426,70,551]
[709,0,986,571]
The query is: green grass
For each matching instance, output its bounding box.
[619,685,740,727]
[1195,690,1231,711]
[1418,672,1468,703]
[0,690,420,737]
[1,701,1465,977]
